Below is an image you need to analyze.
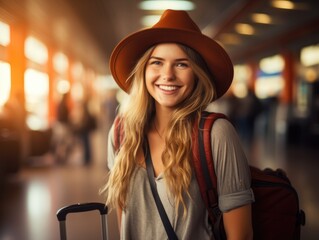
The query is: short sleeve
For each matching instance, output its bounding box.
[210,118,255,212]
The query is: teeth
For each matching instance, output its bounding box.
[159,85,178,91]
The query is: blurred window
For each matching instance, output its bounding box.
[295,44,319,116]
[53,52,69,74]
[56,78,70,94]
[0,61,11,107]
[233,65,251,98]
[301,44,319,67]
[71,61,84,80]
[70,62,86,101]
[0,21,10,46]
[24,36,48,65]
[71,81,84,101]
[24,68,49,130]
[53,52,70,98]
[256,55,284,99]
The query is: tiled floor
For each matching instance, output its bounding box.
[0,129,318,240]
[0,163,121,240]
[0,130,120,240]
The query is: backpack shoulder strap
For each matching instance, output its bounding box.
[192,111,226,226]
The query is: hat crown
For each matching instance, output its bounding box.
[153,9,201,33]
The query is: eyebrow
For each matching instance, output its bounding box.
[149,56,189,62]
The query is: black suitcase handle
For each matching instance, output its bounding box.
[57,202,108,240]
[57,202,108,221]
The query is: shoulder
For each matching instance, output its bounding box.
[198,112,238,143]
[210,117,238,140]
[209,117,245,159]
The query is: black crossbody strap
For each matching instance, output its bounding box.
[144,139,178,240]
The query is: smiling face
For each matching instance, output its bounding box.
[145,43,196,111]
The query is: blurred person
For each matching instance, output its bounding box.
[57,92,70,124]
[232,88,263,149]
[101,90,119,162]
[102,89,119,132]
[51,92,73,164]
[101,10,254,240]
[309,79,319,145]
[71,98,97,165]
[260,95,278,145]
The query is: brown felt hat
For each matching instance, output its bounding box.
[110,9,233,99]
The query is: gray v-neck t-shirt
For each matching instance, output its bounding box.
[107,118,254,240]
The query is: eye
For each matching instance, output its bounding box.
[149,60,162,66]
[176,62,189,68]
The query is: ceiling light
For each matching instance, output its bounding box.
[139,0,196,11]
[141,15,161,26]
[235,23,255,35]
[271,0,309,10]
[251,13,272,24]
[271,0,295,10]
[218,33,241,45]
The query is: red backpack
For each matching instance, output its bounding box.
[192,112,306,240]
[114,112,306,240]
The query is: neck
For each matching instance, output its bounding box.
[153,106,172,138]
[154,107,172,127]
[153,118,165,140]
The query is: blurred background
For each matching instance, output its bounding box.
[0,0,318,239]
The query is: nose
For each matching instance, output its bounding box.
[161,64,175,81]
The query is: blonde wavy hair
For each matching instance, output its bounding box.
[101,43,217,217]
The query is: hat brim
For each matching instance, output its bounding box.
[110,28,233,99]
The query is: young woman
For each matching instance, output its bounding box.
[101,9,254,240]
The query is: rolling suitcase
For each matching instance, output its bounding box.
[56,202,108,240]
